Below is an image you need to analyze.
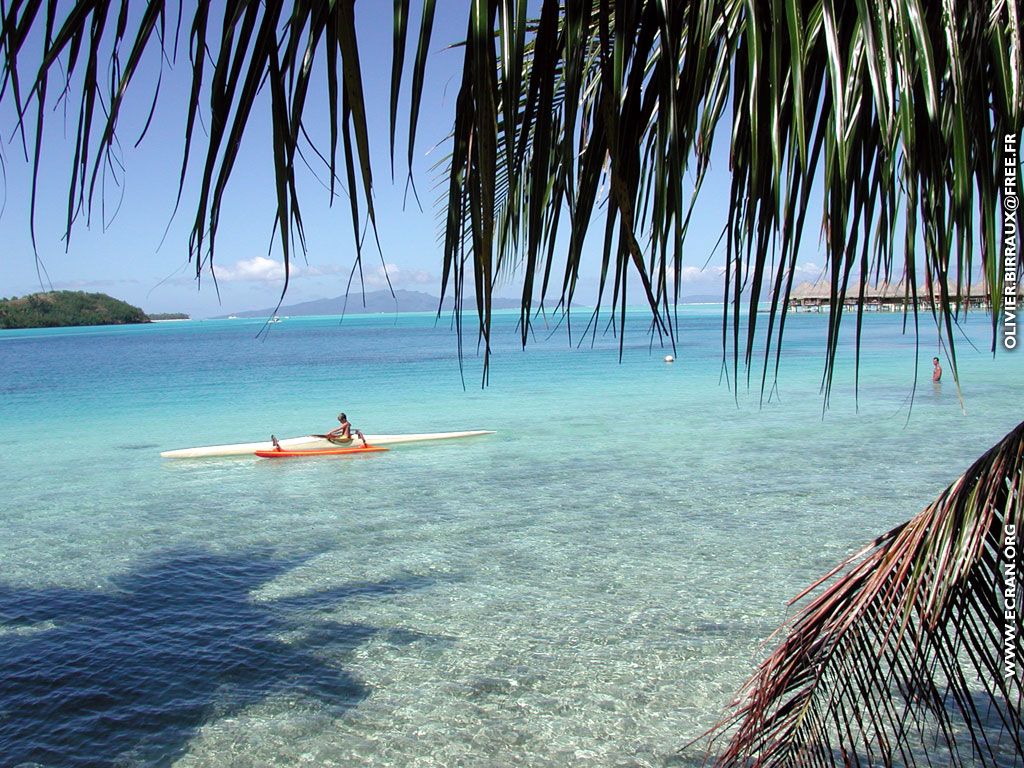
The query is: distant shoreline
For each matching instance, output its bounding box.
[215,291,731,320]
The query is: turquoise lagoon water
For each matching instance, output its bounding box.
[0,308,1021,766]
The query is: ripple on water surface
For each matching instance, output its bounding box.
[0,312,1021,766]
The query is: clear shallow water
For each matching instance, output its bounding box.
[0,308,1021,767]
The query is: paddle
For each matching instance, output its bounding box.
[311,433,355,445]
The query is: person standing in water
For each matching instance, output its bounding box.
[932,357,942,382]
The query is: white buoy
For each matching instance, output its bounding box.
[664,355,675,363]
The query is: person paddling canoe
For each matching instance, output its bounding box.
[318,412,367,446]
[271,413,367,451]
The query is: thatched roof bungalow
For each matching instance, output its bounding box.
[787,277,1006,311]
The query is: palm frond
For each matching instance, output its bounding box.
[0,0,387,298]
[705,418,1024,767]
[0,0,1020,386]
[1,4,1022,764]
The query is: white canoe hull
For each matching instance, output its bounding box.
[161,430,494,459]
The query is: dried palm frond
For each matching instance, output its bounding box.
[706,418,1024,767]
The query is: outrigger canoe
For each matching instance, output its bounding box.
[161,430,494,459]
[255,445,389,458]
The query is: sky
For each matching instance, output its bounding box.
[0,2,826,318]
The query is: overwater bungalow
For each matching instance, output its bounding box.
[787,278,1009,312]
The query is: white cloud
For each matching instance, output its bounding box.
[360,263,434,290]
[212,256,348,283]
[672,261,824,282]
[211,257,435,290]
[793,261,824,281]
[213,256,287,283]
[675,265,726,282]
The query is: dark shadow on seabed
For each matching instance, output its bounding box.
[0,548,438,767]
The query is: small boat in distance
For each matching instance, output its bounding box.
[227,315,238,319]
[270,315,282,323]
[161,430,495,458]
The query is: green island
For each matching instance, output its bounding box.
[0,291,151,329]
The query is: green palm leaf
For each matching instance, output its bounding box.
[2,1,1018,393]
[1,3,1022,765]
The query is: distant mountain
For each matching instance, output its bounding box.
[0,291,150,329]
[218,290,523,318]
[218,289,731,319]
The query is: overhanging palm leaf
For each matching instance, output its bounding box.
[433,0,1022,395]
[1,2,1019,390]
[705,418,1024,767]
[0,0,385,305]
[1,3,1022,765]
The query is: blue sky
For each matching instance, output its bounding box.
[1,3,825,317]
